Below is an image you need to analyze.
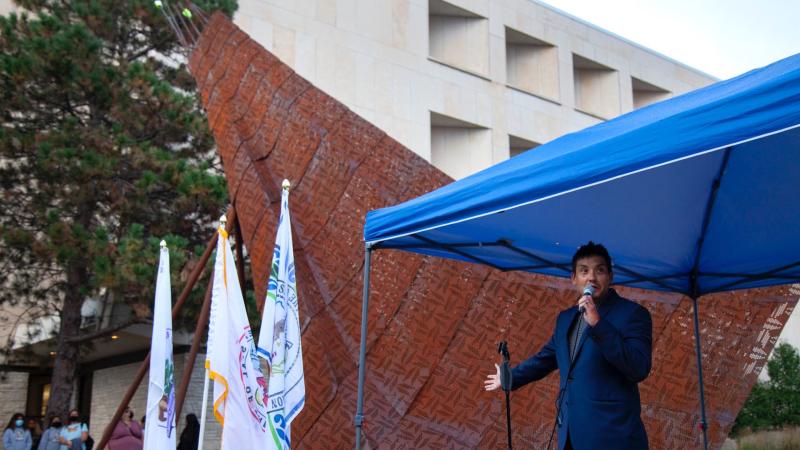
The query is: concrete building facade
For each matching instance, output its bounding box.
[233,0,715,179]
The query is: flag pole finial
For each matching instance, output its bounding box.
[282,179,291,191]
[160,240,167,249]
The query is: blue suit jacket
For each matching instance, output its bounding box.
[511,289,652,450]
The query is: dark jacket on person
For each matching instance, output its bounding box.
[511,288,653,450]
[176,422,199,450]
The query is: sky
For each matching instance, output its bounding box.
[539,0,800,80]
[539,0,800,362]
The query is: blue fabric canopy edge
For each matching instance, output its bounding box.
[364,53,800,246]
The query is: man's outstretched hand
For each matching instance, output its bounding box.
[484,363,501,391]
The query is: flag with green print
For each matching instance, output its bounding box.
[144,242,176,450]
[257,181,305,449]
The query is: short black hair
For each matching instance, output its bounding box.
[571,241,612,274]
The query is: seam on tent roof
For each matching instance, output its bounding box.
[367,121,800,245]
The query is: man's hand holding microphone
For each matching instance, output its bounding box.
[578,284,600,326]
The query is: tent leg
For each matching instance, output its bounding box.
[354,244,373,450]
[691,296,709,450]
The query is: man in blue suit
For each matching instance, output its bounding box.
[485,242,652,450]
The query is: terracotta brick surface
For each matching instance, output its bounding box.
[194,19,237,100]
[202,27,248,104]
[227,56,273,126]
[233,164,269,243]
[292,317,339,440]
[289,110,380,245]
[191,13,798,449]
[249,74,313,162]
[206,39,262,131]
[215,129,246,194]
[236,62,293,142]
[187,13,228,85]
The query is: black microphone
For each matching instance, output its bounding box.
[578,284,595,314]
[497,341,509,359]
[497,341,514,449]
[497,341,512,392]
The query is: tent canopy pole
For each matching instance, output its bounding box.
[684,147,732,450]
[690,294,710,450]
[355,243,374,450]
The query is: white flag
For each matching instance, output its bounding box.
[144,242,177,450]
[206,225,272,448]
[257,184,305,449]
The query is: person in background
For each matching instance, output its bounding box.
[3,413,32,450]
[25,418,42,450]
[107,407,142,450]
[57,410,87,450]
[176,414,200,450]
[37,416,63,450]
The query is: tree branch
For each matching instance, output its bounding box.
[65,316,149,344]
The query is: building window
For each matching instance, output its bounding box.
[572,54,620,119]
[509,135,540,158]
[505,27,558,101]
[430,112,491,179]
[41,384,50,416]
[428,0,489,77]
[632,77,670,109]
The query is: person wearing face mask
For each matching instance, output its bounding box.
[25,418,42,450]
[107,407,142,450]
[3,413,32,450]
[57,410,88,450]
[37,417,63,450]
[176,414,200,450]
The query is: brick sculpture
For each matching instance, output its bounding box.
[188,12,797,449]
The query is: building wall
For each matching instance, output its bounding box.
[0,1,17,16]
[90,353,221,449]
[0,371,29,423]
[233,0,715,178]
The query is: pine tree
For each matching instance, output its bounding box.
[733,342,800,435]
[0,0,236,418]
[766,342,800,427]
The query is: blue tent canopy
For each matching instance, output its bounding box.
[355,53,800,450]
[364,53,800,298]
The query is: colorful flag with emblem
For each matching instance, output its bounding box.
[144,241,176,450]
[206,221,272,448]
[257,181,306,449]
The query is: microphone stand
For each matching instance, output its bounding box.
[498,341,513,450]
